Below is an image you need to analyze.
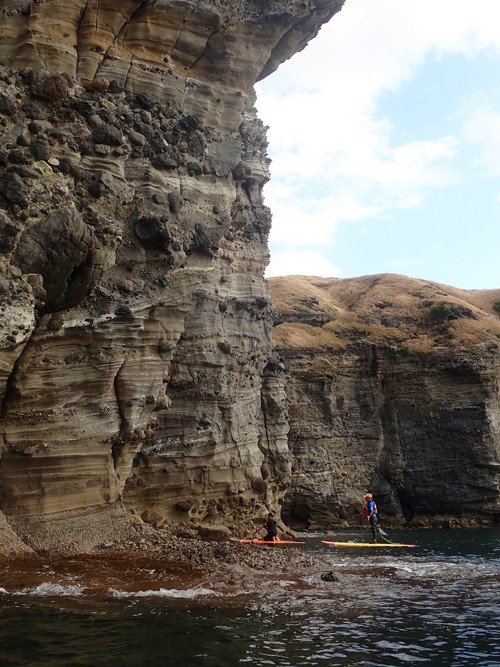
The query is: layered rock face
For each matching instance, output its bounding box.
[270,275,500,529]
[0,0,345,541]
[2,1,497,550]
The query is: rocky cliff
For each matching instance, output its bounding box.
[1,2,499,558]
[0,0,345,553]
[269,274,500,529]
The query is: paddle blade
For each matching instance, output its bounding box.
[377,526,388,537]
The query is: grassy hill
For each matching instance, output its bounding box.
[268,273,500,356]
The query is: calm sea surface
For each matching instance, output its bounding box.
[0,529,499,667]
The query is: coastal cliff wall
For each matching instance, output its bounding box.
[0,0,345,551]
[270,274,500,529]
[1,2,499,557]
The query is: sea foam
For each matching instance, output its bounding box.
[108,587,216,599]
[17,582,85,597]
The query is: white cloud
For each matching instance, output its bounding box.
[265,249,341,279]
[265,187,381,247]
[256,0,500,278]
[460,103,500,176]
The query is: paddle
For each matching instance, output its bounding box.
[363,514,389,537]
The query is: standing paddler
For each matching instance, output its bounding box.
[363,493,379,542]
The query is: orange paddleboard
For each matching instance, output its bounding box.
[230,538,305,544]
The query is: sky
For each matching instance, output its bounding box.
[255,0,500,291]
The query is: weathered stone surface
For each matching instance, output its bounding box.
[270,274,500,529]
[12,207,105,312]
[4,0,497,555]
[0,0,345,553]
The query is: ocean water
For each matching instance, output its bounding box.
[0,529,499,667]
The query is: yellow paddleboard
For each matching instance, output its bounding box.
[321,541,415,548]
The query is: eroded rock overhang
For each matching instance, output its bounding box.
[0,0,345,532]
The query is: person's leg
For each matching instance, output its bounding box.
[370,516,378,542]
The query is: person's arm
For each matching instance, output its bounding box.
[252,523,265,538]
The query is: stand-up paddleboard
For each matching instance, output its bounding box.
[230,538,305,545]
[321,540,416,548]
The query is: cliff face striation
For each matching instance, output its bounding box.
[1,2,498,557]
[0,0,345,553]
[270,274,500,529]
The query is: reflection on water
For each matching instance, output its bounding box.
[0,529,499,667]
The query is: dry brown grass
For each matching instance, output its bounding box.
[269,273,500,354]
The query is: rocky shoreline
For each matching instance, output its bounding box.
[0,507,335,597]
[0,503,324,573]
[1,504,494,565]
[2,500,494,561]
[1,503,498,603]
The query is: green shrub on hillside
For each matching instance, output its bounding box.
[426,302,472,324]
